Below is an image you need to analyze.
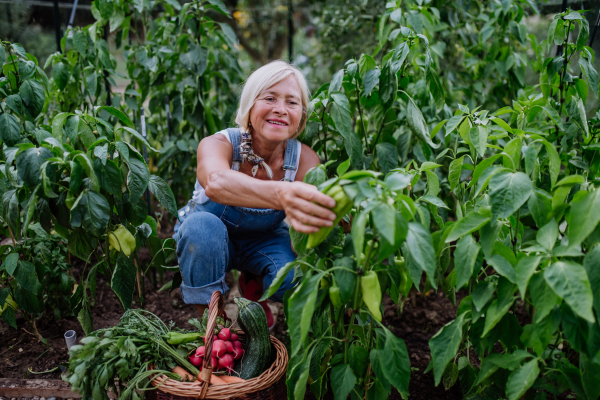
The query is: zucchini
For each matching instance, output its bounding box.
[234,297,271,379]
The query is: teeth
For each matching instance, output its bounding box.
[268,120,287,126]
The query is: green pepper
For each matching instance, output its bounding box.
[165,331,204,345]
[329,285,343,308]
[360,271,382,322]
[65,191,76,210]
[306,184,353,249]
[108,225,136,256]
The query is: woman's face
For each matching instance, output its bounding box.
[249,75,303,142]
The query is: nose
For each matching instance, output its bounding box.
[272,99,287,115]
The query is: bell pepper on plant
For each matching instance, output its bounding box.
[108,225,136,256]
[306,184,353,249]
[361,271,382,321]
[65,191,76,210]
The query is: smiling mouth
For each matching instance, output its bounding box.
[267,120,288,126]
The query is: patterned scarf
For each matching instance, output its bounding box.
[240,131,273,178]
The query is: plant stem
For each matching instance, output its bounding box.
[320,106,328,163]
[355,78,369,150]
[369,120,385,155]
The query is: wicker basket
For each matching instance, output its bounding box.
[147,291,288,400]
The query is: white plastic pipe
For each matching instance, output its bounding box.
[64,330,77,350]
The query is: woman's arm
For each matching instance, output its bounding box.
[197,136,336,233]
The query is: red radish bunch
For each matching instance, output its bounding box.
[189,328,244,374]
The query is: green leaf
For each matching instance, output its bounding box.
[580,53,599,99]
[373,203,396,244]
[19,79,45,116]
[94,158,122,198]
[469,154,502,188]
[14,260,41,295]
[448,156,464,190]
[381,327,410,398]
[454,234,481,289]
[1,307,16,329]
[73,153,99,192]
[334,257,357,303]
[97,106,134,128]
[528,188,552,227]
[470,126,488,157]
[16,147,52,187]
[529,272,559,323]
[404,222,437,289]
[148,175,177,216]
[288,272,324,357]
[407,96,439,149]
[52,62,70,90]
[98,0,114,20]
[506,359,540,400]
[118,126,158,152]
[111,252,137,310]
[127,157,150,206]
[329,69,344,94]
[583,247,600,322]
[487,254,517,283]
[51,112,71,141]
[260,260,297,301]
[72,31,87,55]
[544,261,595,323]
[472,281,495,311]
[330,93,364,169]
[363,69,381,97]
[68,229,94,262]
[446,212,490,243]
[489,171,532,222]
[429,312,467,386]
[331,364,357,400]
[568,190,600,247]
[3,253,19,276]
[483,277,517,336]
[0,113,21,146]
[536,218,558,251]
[515,256,542,300]
[379,61,397,108]
[70,190,110,237]
[375,142,398,175]
[14,284,40,314]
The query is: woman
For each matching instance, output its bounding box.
[173,61,337,328]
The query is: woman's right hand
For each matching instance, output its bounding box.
[277,182,337,234]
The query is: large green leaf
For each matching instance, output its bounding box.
[375,142,398,175]
[429,312,467,386]
[568,190,600,247]
[14,260,42,295]
[515,256,542,300]
[111,252,137,310]
[406,96,439,149]
[404,222,437,289]
[148,175,177,216]
[0,113,21,146]
[19,79,45,116]
[330,364,357,400]
[381,327,410,398]
[505,359,539,400]
[330,92,364,169]
[445,212,490,243]
[470,126,488,157]
[16,146,52,188]
[288,271,324,357]
[483,277,517,336]
[489,171,532,222]
[372,203,396,244]
[454,234,481,289]
[333,257,357,303]
[527,188,552,227]
[544,261,595,323]
[486,254,517,283]
[126,157,150,206]
[52,62,70,90]
[94,158,123,198]
[579,52,599,99]
[69,190,110,237]
[448,156,464,190]
[378,61,397,108]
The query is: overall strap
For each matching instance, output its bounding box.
[227,128,242,171]
[282,138,299,181]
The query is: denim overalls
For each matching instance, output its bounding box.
[173,129,299,304]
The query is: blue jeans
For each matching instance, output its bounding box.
[173,199,296,304]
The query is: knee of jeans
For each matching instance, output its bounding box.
[176,212,226,257]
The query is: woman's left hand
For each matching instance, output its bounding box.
[277,182,337,234]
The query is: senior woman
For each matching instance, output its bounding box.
[173,61,336,328]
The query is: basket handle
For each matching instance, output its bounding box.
[197,290,224,399]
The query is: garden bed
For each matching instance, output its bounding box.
[1,269,464,400]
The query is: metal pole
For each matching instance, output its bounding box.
[66,0,79,33]
[165,95,172,138]
[53,0,62,52]
[140,107,157,289]
[287,0,293,61]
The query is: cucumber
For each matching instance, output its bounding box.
[234,297,271,379]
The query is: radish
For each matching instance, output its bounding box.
[231,347,244,360]
[189,354,203,367]
[218,328,231,341]
[218,354,234,373]
[225,341,234,354]
[211,356,218,369]
[230,333,239,341]
[195,346,205,357]
[233,340,242,348]
[212,340,227,357]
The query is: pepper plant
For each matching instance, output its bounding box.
[0,40,178,334]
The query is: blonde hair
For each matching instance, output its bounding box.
[235,60,310,139]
